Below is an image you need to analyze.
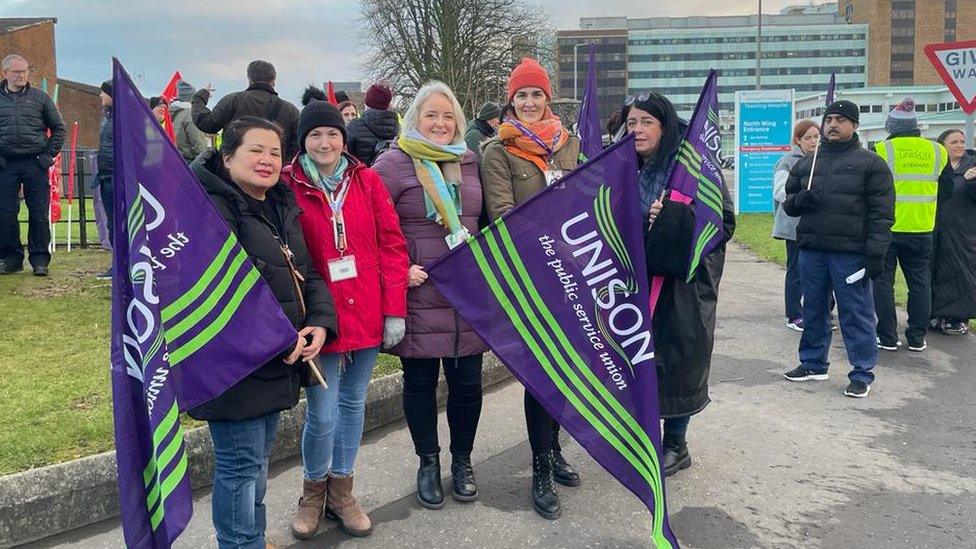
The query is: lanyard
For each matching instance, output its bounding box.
[507,118,562,163]
[322,178,352,255]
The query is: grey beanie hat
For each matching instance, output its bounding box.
[885,97,918,134]
[176,80,196,103]
[476,101,501,121]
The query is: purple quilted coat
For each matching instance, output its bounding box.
[371,143,489,358]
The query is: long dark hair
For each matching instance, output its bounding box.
[220,116,283,159]
[622,92,682,173]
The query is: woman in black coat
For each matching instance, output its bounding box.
[931,129,976,335]
[625,92,735,478]
[187,116,337,548]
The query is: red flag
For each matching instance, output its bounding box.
[159,71,182,142]
[49,153,62,223]
[67,122,79,205]
[326,81,338,105]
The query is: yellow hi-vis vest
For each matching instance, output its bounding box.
[875,137,947,233]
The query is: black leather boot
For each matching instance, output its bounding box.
[662,434,691,477]
[551,449,580,487]
[531,453,560,520]
[416,454,444,509]
[451,454,478,502]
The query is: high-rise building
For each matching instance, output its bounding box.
[555,29,629,124]
[559,8,867,120]
[843,0,976,86]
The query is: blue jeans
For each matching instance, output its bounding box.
[663,416,690,438]
[207,412,280,549]
[302,346,380,480]
[785,240,803,321]
[798,250,877,384]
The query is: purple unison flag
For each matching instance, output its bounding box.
[578,44,603,160]
[826,73,836,106]
[667,70,726,282]
[109,60,297,547]
[426,136,677,548]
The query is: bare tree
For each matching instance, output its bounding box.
[359,0,552,116]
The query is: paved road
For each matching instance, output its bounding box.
[32,244,976,548]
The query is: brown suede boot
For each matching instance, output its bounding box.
[291,478,328,539]
[324,474,373,537]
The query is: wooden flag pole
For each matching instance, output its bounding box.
[305,357,328,389]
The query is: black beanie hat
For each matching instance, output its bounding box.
[100,80,113,97]
[298,100,347,153]
[823,100,859,124]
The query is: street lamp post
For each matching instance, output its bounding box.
[573,42,590,101]
[756,0,763,90]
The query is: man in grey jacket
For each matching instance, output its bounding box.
[0,54,66,276]
[170,80,208,162]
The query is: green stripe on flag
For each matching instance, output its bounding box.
[167,268,261,365]
[687,223,719,281]
[594,186,635,276]
[161,236,238,322]
[164,248,249,341]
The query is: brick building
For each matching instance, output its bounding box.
[843,0,976,85]
[2,17,102,149]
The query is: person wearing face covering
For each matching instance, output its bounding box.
[282,98,409,540]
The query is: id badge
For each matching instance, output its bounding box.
[544,170,563,186]
[328,255,358,282]
[445,227,471,250]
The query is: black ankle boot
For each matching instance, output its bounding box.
[531,453,560,520]
[451,454,478,502]
[551,449,580,487]
[662,434,691,477]
[417,454,444,509]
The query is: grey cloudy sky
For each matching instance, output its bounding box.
[2,0,803,103]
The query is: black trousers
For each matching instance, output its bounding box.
[524,390,564,456]
[401,354,484,457]
[97,173,115,246]
[874,232,933,345]
[0,157,51,268]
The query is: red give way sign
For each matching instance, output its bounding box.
[925,40,976,114]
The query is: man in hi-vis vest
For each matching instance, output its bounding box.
[873,98,948,353]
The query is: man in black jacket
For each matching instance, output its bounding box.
[0,54,66,275]
[191,60,301,160]
[782,100,894,398]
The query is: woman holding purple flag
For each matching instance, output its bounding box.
[282,99,409,540]
[372,81,489,510]
[626,92,735,477]
[481,58,582,520]
[187,116,338,549]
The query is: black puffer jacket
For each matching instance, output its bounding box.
[346,108,399,166]
[932,150,976,319]
[187,150,337,422]
[784,135,894,258]
[191,83,301,161]
[97,109,113,175]
[0,80,66,165]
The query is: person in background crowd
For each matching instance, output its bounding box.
[338,101,358,124]
[372,81,489,510]
[783,100,894,398]
[187,116,338,549]
[630,91,735,478]
[0,53,66,276]
[481,57,582,521]
[149,96,167,124]
[192,60,301,160]
[605,110,623,146]
[463,101,500,162]
[346,81,399,166]
[282,99,409,540]
[335,90,351,104]
[773,120,820,331]
[931,129,976,335]
[94,80,115,280]
[171,80,209,162]
[873,98,947,353]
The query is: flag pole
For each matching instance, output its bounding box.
[806,139,821,191]
[305,357,328,389]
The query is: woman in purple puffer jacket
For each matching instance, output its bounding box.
[371,80,488,511]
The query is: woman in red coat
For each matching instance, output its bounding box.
[282,99,409,540]
[372,81,489,510]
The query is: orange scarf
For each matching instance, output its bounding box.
[498,109,570,173]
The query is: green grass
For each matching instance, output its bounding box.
[0,248,401,475]
[734,213,908,308]
[16,198,100,245]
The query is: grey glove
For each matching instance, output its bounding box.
[382,316,406,348]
